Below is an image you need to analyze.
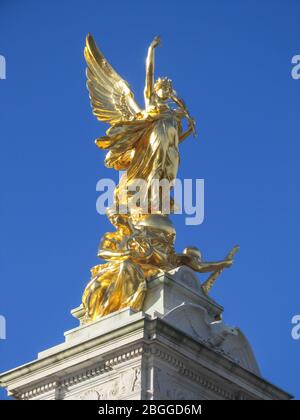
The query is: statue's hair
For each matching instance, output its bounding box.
[154,77,173,91]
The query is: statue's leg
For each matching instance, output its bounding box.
[82,264,116,321]
[100,261,147,317]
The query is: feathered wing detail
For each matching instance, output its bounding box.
[84,34,141,125]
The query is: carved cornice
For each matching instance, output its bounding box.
[12,337,261,400]
[15,346,144,400]
[147,345,235,400]
[17,381,59,400]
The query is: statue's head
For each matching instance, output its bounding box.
[183,246,202,262]
[134,214,176,244]
[154,77,173,101]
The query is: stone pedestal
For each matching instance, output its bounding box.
[0,267,292,400]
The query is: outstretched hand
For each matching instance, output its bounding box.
[224,245,239,268]
[224,259,233,268]
[151,35,161,49]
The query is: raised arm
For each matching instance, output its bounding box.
[144,36,161,109]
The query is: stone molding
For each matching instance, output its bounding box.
[13,340,255,400]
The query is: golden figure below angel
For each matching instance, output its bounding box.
[82,34,238,323]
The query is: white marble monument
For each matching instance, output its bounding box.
[0,267,292,400]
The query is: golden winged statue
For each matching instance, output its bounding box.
[81,35,237,323]
[85,34,196,212]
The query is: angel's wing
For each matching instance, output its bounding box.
[84,34,141,125]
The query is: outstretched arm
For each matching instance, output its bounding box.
[196,260,232,273]
[177,252,233,273]
[144,36,161,109]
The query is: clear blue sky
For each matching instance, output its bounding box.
[0,0,299,400]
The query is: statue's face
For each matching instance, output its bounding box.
[155,86,170,100]
[154,79,172,101]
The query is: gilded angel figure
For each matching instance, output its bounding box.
[82,35,236,323]
[85,34,196,213]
